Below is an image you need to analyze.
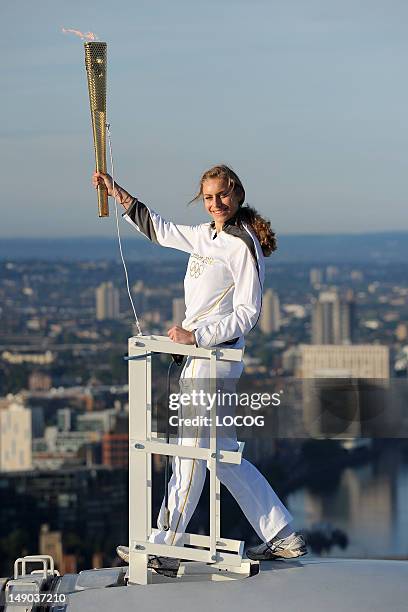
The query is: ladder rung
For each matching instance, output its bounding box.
[130,439,244,465]
[151,529,243,553]
[131,541,244,567]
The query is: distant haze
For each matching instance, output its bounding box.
[1,232,407,264]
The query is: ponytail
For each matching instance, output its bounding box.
[236,205,277,257]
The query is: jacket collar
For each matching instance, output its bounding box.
[210,212,241,233]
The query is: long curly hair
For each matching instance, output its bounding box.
[188,164,277,257]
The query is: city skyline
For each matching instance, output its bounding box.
[1,254,407,570]
[2,1,408,237]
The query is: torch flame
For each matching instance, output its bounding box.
[62,28,98,41]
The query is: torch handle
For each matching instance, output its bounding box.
[97,184,109,217]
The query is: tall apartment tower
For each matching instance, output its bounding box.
[259,289,281,334]
[0,400,32,472]
[310,268,323,286]
[95,282,120,321]
[311,289,355,344]
[172,297,186,326]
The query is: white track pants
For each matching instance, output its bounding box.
[149,356,293,547]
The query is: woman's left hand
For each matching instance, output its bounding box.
[167,326,195,345]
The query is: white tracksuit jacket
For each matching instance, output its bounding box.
[122,198,265,348]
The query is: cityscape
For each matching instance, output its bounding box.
[2,0,408,602]
[0,247,407,575]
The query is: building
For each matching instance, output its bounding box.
[102,433,128,468]
[310,268,323,286]
[102,413,129,468]
[57,408,72,432]
[172,297,186,326]
[259,289,280,334]
[298,344,390,438]
[95,282,120,321]
[0,400,32,471]
[282,345,302,374]
[326,265,339,282]
[132,280,146,313]
[39,524,64,571]
[298,344,389,379]
[350,269,364,282]
[76,409,117,433]
[31,405,45,438]
[395,323,408,342]
[1,350,54,365]
[29,371,52,391]
[311,289,356,344]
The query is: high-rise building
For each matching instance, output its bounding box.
[95,282,120,321]
[132,280,146,312]
[311,289,355,344]
[172,297,186,326]
[326,265,339,282]
[341,289,356,343]
[259,289,280,334]
[57,408,72,432]
[31,406,45,438]
[0,400,32,471]
[310,268,323,286]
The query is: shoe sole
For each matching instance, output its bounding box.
[246,546,308,561]
[117,549,179,577]
[151,567,179,578]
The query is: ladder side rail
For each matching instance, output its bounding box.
[209,349,218,560]
[128,339,149,585]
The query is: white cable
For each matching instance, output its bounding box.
[105,121,143,336]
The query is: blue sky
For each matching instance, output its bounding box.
[2,0,407,237]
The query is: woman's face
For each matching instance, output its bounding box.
[202,177,241,229]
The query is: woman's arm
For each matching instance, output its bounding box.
[194,241,263,348]
[123,197,200,254]
[93,172,199,254]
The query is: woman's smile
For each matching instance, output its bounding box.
[203,177,240,231]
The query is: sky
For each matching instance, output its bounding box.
[1,0,408,237]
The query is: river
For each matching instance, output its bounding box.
[286,441,408,558]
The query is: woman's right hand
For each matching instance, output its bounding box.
[92,172,116,196]
[92,172,134,208]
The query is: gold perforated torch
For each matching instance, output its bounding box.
[84,42,109,217]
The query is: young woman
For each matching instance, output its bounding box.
[92,165,307,576]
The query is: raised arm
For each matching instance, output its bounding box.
[194,240,263,348]
[92,172,199,254]
[122,198,200,254]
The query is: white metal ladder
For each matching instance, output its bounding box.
[126,334,250,585]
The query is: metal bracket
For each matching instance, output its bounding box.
[124,353,154,361]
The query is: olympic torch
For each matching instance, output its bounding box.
[84,41,109,217]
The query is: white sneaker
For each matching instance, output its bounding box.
[116,545,130,563]
[246,533,308,561]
